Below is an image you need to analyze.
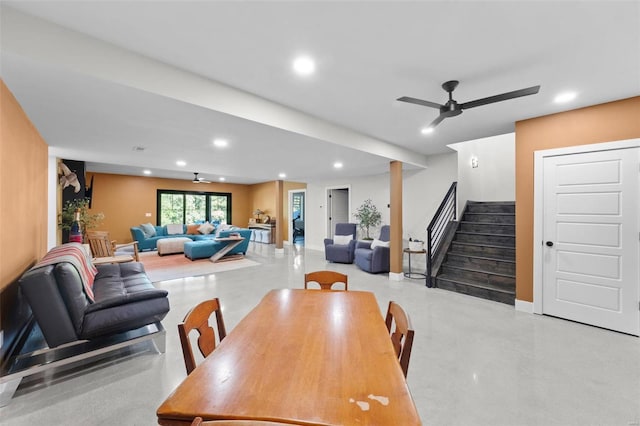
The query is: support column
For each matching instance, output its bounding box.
[275,180,284,253]
[389,161,403,281]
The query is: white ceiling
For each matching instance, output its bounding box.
[1,1,639,184]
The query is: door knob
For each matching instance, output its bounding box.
[545,241,554,247]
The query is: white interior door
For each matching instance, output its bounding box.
[326,188,349,238]
[542,147,639,335]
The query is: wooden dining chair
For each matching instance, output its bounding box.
[385,301,415,378]
[86,230,139,262]
[191,418,300,425]
[304,270,348,291]
[178,298,227,375]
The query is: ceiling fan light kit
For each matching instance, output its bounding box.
[398,80,541,129]
[192,172,211,184]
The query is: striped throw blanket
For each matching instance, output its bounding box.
[31,243,98,302]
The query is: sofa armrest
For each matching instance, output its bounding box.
[130,227,146,243]
[371,246,391,271]
[323,238,333,248]
[85,289,169,313]
[356,240,372,250]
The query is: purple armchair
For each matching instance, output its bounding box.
[354,225,390,273]
[324,223,357,264]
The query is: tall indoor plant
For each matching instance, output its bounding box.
[58,198,104,242]
[353,199,382,240]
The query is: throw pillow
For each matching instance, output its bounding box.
[333,234,353,245]
[186,224,200,235]
[214,223,232,236]
[198,222,215,235]
[166,223,184,235]
[140,223,156,238]
[371,238,390,249]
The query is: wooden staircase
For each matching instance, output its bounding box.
[435,201,515,305]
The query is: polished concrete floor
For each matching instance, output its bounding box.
[2,242,639,425]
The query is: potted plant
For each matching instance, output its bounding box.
[353,199,382,240]
[58,198,104,242]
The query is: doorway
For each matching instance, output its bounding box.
[288,189,306,246]
[534,140,640,335]
[326,186,350,239]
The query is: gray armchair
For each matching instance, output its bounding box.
[324,223,357,263]
[354,225,390,273]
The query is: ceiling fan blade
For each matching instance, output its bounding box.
[397,96,443,110]
[461,85,540,110]
[428,114,447,129]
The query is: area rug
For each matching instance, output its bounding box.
[139,251,260,282]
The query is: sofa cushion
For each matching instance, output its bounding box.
[81,262,169,339]
[187,224,200,235]
[140,223,156,238]
[371,238,390,249]
[166,223,184,235]
[33,243,97,302]
[333,234,353,245]
[198,222,215,235]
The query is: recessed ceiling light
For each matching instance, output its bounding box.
[421,127,434,135]
[333,162,343,169]
[554,91,577,104]
[293,55,315,76]
[143,170,152,175]
[278,173,286,179]
[176,160,186,167]
[218,177,226,182]
[213,139,228,147]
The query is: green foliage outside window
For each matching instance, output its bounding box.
[158,190,231,225]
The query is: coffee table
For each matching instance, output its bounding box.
[210,237,245,263]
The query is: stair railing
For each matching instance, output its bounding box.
[426,182,457,287]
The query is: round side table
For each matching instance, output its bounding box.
[403,248,427,279]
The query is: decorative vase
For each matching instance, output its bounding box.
[409,241,424,251]
[69,209,83,243]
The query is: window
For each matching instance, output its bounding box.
[292,192,305,220]
[157,190,232,225]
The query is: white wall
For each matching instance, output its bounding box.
[448,132,515,215]
[303,153,457,253]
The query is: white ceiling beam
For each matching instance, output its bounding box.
[1,7,429,168]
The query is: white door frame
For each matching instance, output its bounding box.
[287,189,306,245]
[325,185,351,239]
[533,138,640,315]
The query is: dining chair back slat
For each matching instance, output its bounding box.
[178,298,227,375]
[304,270,348,291]
[385,301,415,378]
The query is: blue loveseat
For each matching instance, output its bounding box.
[130,224,242,251]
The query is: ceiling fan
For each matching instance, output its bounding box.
[397,80,540,129]
[192,172,211,184]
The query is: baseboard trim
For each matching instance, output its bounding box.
[389,272,403,281]
[275,248,285,255]
[515,299,534,314]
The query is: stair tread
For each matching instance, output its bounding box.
[452,241,515,250]
[460,221,514,225]
[442,263,515,278]
[447,252,515,264]
[437,274,515,294]
[464,212,515,215]
[467,201,515,204]
[456,230,516,237]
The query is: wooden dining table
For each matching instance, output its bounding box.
[157,289,422,425]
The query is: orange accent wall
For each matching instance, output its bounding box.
[515,96,640,302]
[1,80,48,342]
[0,80,48,291]
[249,181,277,221]
[86,172,252,244]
